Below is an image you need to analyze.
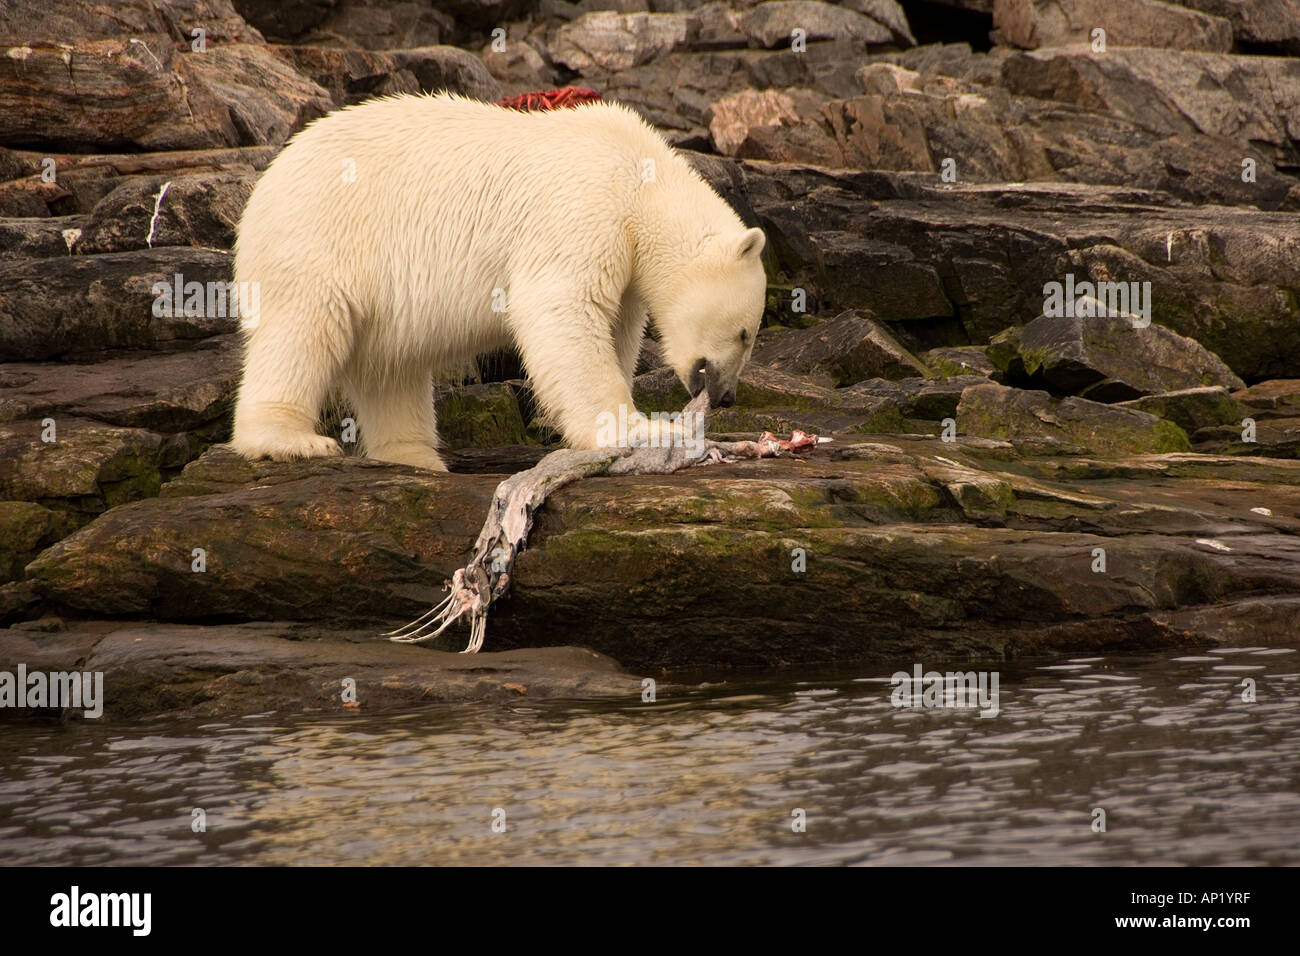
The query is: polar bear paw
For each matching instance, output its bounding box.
[365,442,448,472]
[231,429,343,462]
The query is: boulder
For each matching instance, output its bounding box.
[277,44,501,106]
[1119,387,1247,434]
[1194,418,1300,459]
[957,382,1191,454]
[714,164,1300,379]
[1173,0,1300,53]
[923,346,998,379]
[0,501,78,583]
[480,38,560,92]
[1000,48,1300,169]
[0,40,332,152]
[0,218,84,259]
[74,172,258,255]
[751,310,930,386]
[994,0,1233,52]
[0,623,643,718]
[632,363,908,434]
[712,46,1300,210]
[0,418,201,513]
[432,382,532,449]
[708,88,803,156]
[810,233,954,322]
[0,145,276,218]
[551,11,696,73]
[841,0,917,46]
[847,375,991,419]
[1233,380,1300,418]
[989,311,1245,402]
[245,0,458,48]
[0,0,266,44]
[744,1,896,49]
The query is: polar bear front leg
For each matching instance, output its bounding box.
[511,294,635,451]
[614,293,649,387]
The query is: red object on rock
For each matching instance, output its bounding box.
[757,430,819,455]
[494,86,603,112]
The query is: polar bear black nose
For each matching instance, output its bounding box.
[718,390,736,408]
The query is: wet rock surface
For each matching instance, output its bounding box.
[0,622,643,720]
[1,0,1298,716]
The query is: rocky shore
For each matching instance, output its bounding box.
[2,0,1298,718]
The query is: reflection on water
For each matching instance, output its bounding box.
[1,646,1297,865]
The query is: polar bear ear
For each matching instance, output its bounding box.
[737,227,765,259]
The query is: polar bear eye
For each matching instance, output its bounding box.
[740,328,750,344]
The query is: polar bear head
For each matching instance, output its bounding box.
[655,226,767,408]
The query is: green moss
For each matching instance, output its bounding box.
[985,329,1022,374]
[0,501,80,582]
[1017,345,1051,378]
[1149,420,1192,454]
[848,406,909,434]
[434,386,530,448]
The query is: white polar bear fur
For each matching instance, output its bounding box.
[230,92,767,470]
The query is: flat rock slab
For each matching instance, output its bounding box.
[0,334,239,433]
[0,622,643,720]
[0,248,235,361]
[23,443,1300,669]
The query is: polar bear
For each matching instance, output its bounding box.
[229,93,767,470]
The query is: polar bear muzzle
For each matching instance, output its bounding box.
[688,358,736,408]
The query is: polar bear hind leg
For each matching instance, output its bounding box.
[345,369,447,471]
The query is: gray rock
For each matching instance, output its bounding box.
[431,382,532,449]
[1119,387,1247,434]
[551,11,696,73]
[0,502,78,583]
[842,0,917,45]
[848,375,990,420]
[923,346,998,380]
[989,311,1245,402]
[1001,48,1300,169]
[0,39,332,152]
[1233,380,1300,418]
[1194,417,1300,459]
[0,417,201,513]
[0,335,240,433]
[752,310,930,386]
[0,0,266,44]
[957,382,1191,455]
[286,0,458,48]
[994,0,1233,52]
[0,218,85,259]
[0,622,643,718]
[745,1,895,49]
[715,165,1300,379]
[75,172,257,255]
[1174,0,1300,53]
[0,248,235,361]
